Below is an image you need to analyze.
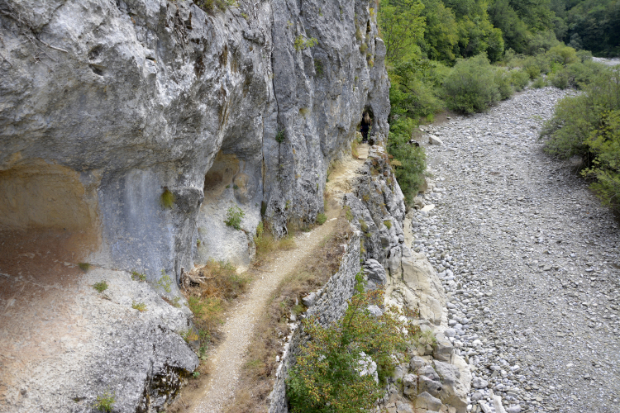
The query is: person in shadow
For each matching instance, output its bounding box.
[360,111,371,143]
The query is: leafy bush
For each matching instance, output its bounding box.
[523,57,542,79]
[225,206,245,230]
[157,270,173,293]
[275,129,286,143]
[78,262,91,272]
[532,76,546,89]
[387,117,426,204]
[549,61,608,90]
[316,213,327,225]
[510,69,530,91]
[526,31,561,55]
[547,45,578,66]
[287,286,412,413]
[442,54,501,114]
[541,68,620,214]
[576,50,593,63]
[582,110,620,213]
[389,58,448,120]
[549,70,570,89]
[494,68,514,100]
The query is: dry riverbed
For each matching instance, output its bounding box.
[412,87,620,413]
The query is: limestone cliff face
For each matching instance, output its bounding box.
[0,0,389,284]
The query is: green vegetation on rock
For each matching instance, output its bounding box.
[94,391,115,412]
[225,206,245,230]
[287,283,414,413]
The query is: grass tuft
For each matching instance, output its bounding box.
[131,271,146,282]
[132,301,147,312]
[183,260,249,351]
[316,213,327,225]
[94,391,114,412]
[93,281,108,293]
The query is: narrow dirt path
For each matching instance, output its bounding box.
[188,221,337,413]
[189,147,368,413]
[413,88,620,412]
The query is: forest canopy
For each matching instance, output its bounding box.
[380,0,619,66]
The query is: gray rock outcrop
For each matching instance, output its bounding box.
[0,0,389,281]
[0,0,389,411]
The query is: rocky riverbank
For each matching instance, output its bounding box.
[411,87,620,413]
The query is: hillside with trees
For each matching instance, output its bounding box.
[380,0,619,213]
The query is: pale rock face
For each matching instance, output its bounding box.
[0,0,389,284]
[386,249,447,326]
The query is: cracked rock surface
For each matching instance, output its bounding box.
[411,88,620,413]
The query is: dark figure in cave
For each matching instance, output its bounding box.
[360,111,371,143]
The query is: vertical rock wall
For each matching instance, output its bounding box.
[0,0,389,282]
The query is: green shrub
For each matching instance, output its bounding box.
[294,35,318,51]
[549,61,608,90]
[93,281,108,293]
[549,70,570,89]
[314,59,324,78]
[287,286,412,413]
[78,262,91,272]
[275,129,286,143]
[582,110,620,214]
[95,391,115,412]
[523,58,541,79]
[389,58,448,120]
[541,68,620,213]
[526,30,561,55]
[510,69,530,91]
[532,76,546,89]
[316,213,327,225]
[577,50,593,63]
[387,117,426,204]
[494,69,514,100]
[442,54,501,114]
[225,206,245,230]
[547,45,578,66]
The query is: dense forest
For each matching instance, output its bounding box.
[380,0,620,64]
